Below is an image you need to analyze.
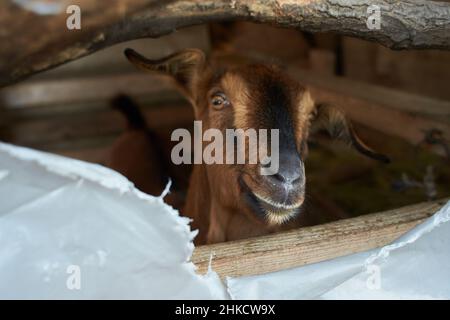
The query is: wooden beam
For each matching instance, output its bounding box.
[1,0,450,86]
[290,68,450,121]
[191,198,448,279]
[0,73,180,109]
[0,103,193,148]
[288,68,450,154]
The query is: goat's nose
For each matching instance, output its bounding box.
[263,152,303,186]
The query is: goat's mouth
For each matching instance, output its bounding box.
[239,175,304,225]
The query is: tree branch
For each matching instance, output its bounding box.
[1,0,450,87]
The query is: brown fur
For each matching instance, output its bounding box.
[108,129,167,195]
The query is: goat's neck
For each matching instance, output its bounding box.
[183,164,213,244]
[183,164,239,244]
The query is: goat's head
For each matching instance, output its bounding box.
[124,48,389,225]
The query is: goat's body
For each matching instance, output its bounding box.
[107,96,187,209]
[108,129,167,196]
[107,96,167,195]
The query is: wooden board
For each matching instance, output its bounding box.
[342,37,450,101]
[191,198,448,278]
[287,68,450,156]
[289,68,450,120]
[0,73,180,109]
[0,103,192,148]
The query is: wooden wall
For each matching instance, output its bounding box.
[342,37,450,101]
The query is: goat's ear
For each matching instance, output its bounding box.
[310,103,390,163]
[124,48,206,98]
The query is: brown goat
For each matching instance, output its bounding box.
[107,95,189,209]
[107,95,168,195]
[124,48,389,244]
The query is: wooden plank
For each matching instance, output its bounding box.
[191,198,448,279]
[0,73,179,109]
[342,37,450,102]
[309,87,450,150]
[289,68,450,120]
[287,69,450,155]
[0,103,193,148]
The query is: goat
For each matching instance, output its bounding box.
[124,48,389,244]
[107,95,188,209]
[107,95,168,195]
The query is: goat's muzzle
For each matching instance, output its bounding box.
[239,153,305,225]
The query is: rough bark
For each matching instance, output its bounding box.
[1,0,450,87]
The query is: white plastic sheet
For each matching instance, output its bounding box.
[0,142,449,299]
[227,201,450,300]
[0,142,225,299]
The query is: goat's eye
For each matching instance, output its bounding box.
[210,93,229,110]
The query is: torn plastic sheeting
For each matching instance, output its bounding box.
[227,201,450,299]
[0,142,226,299]
[1,141,449,299]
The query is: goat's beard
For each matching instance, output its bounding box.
[265,208,302,225]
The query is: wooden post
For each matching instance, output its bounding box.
[191,198,448,278]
